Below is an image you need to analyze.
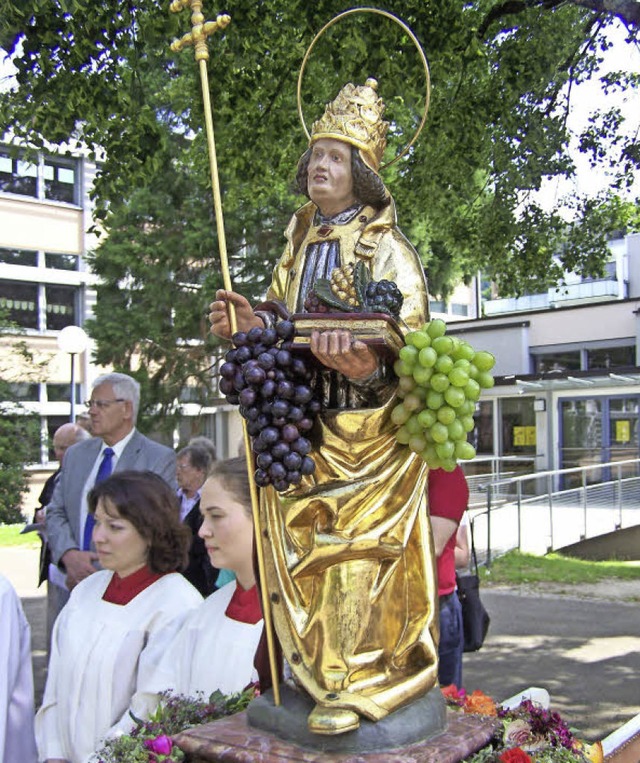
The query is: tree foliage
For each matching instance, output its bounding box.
[1,0,638,419]
[0,310,43,524]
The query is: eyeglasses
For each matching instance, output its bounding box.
[84,398,126,410]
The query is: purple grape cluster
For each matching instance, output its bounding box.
[218,320,320,491]
[364,279,403,317]
[303,290,331,313]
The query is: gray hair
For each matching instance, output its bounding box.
[92,372,141,422]
[188,436,217,463]
[176,444,213,474]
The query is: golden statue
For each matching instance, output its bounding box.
[209,77,440,738]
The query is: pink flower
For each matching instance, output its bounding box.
[143,734,173,755]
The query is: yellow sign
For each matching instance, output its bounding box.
[513,426,536,447]
[616,420,630,443]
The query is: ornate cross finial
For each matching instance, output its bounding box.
[170,0,230,62]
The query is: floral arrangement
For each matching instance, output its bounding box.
[94,685,257,763]
[442,686,604,763]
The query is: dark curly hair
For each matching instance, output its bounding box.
[88,471,191,573]
[295,145,388,209]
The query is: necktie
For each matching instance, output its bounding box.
[83,447,114,550]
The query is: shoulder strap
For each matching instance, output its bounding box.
[469,516,479,576]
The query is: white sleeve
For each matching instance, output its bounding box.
[35,604,71,761]
[0,578,38,763]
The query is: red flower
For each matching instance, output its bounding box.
[442,684,466,705]
[499,748,532,763]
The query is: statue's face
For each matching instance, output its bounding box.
[307,138,356,216]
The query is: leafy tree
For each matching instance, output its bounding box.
[1,0,638,415]
[0,310,43,524]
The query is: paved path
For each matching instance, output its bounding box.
[1,547,638,742]
[464,583,640,740]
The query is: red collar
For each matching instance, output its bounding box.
[103,565,165,605]
[225,584,262,625]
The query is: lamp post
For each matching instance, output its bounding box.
[57,325,89,423]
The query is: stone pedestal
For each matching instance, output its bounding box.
[174,709,498,763]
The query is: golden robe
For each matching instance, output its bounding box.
[260,197,438,722]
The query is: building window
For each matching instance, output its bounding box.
[0,281,39,329]
[0,280,79,331]
[533,351,581,374]
[472,399,494,455]
[0,148,79,205]
[44,157,77,204]
[0,151,37,197]
[45,252,79,271]
[450,303,469,316]
[46,383,82,403]
[0,247,38,267]
[429,299,446,313]
[587,345,635,370]
[5,382,39,401]
[45,285,77,330]
[500,397,536,455]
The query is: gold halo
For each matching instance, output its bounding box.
[297,7,431,171]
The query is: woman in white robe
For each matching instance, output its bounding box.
[35,471,202,763]
[135,457,263,712]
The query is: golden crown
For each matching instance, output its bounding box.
[310,78,389,172]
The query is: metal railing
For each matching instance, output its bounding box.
[470,458,640,566]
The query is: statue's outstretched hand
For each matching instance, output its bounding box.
[310,329,378,380]
[209,289,264,340]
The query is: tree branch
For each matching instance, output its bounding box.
[477,0,639,39]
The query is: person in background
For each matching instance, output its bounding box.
[46,372,177,622]
[75,412,93,434]
[134,457,262,716]
[428,465,469,689]
[176,444,219,596]
[0,573,38,763]
[35,471,202,763]
[455,512,471,572]
[188,435,216,465]
[32,423,91,648]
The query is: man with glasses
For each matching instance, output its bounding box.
[46,373,176,617]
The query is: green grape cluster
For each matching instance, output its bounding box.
[391,318,496,472]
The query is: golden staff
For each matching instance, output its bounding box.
[170,0,281,706]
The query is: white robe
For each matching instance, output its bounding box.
[35,570,202,763]
[0,574,38,763]
[135,581,263,716]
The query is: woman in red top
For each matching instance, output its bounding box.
[428,466,469,688]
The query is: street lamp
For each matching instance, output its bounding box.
[57,325,89,423]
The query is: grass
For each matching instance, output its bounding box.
[482,550,640,586]
[0,524,41,548]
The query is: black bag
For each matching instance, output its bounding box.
[456,520,490,652]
